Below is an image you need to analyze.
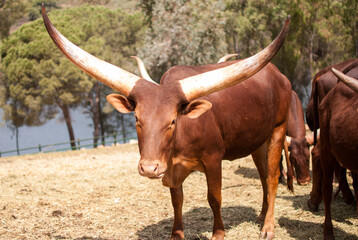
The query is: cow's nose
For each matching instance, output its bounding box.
[138,161,160,178]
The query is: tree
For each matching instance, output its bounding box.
[0,0,27,39]
[224,0,357,107]
[138,0,228,81]
[28,0,59,21]
[0,5,145,149]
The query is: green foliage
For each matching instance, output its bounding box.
[28,0,59,21]
[224,0,357,105]
[0,0,27,39]
[0,5,145,128]
[138,0,228,81]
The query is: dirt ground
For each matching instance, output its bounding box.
[0,144,357,240]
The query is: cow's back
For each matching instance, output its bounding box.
[319,66,358,172]
[168,62,291,160]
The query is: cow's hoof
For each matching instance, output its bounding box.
[170,231,184,240]
[323,221,335,240]
[260,231,275,240]
[307,199,319,211]
[210,230,225,240]
[260,223,275,240]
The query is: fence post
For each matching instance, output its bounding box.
[77,138,81,150]
[114,132,117,145]
[38,144,42,152]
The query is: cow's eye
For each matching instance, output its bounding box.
[171,119,176,125]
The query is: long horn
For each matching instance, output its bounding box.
[131,56,157,84]
[41,4,140,96]
[217,53,238,63]
[331,68,358,94]
[179,16,290,101]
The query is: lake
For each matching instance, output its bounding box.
[0,108,131,157]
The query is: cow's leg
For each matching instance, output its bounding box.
[352,172,358,215]
[308,143,322,211]
[251,143,268,222]
[204,157,225,240]
[254,123,286,240]
[335,166,354,205]
[320,138,335,239]
[278,155,286,184]
[170,185,184,240]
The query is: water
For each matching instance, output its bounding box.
[0,109,95,157]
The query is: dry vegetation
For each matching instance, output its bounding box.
[0,144,357,240]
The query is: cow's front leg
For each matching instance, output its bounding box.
[205,159,225,240]
[170,185,184,240]
[308,142,322,211]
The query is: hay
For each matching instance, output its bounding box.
[0,144,357,239]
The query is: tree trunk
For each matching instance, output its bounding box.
[92,82,100,148]
[353,21,358,58]
[96,83,105,146]
[16,126,19,155]
[233,32,239,55]
[59,103,76,150]
[120,114,126,143]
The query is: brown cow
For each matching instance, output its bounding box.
[318,68,358,239]
[133,55,297,188]
[132,55,298,188]
[285,91,311,185]
[306,59,358,210]
[42,5,292,239]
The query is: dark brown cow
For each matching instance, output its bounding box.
[318,68,358,240]
[306,60,358,210]
[42,6,292,239]
[285,91,311,185]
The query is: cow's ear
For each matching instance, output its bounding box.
[106,93,135,113]
[182,100,212,119]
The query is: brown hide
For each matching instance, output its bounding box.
[306,59,358,132]
[286,91,310,185]
[318,70,358,239]
[128,62,292,187]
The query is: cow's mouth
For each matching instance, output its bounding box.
[147,172,165,179]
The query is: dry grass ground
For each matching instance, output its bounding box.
[0,144,357,240]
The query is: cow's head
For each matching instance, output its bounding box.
[287,137,311,185]
[42,5,290,184]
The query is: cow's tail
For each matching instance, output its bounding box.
[284,137,294,193]
[312,76,319,145]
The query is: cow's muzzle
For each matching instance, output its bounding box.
[138,159,165,179]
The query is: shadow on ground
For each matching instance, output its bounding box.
[136,205,258,240]
[234,166,260,180]
[278,216,358,240]
[53,237,109,240]
[278,193,357,225]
